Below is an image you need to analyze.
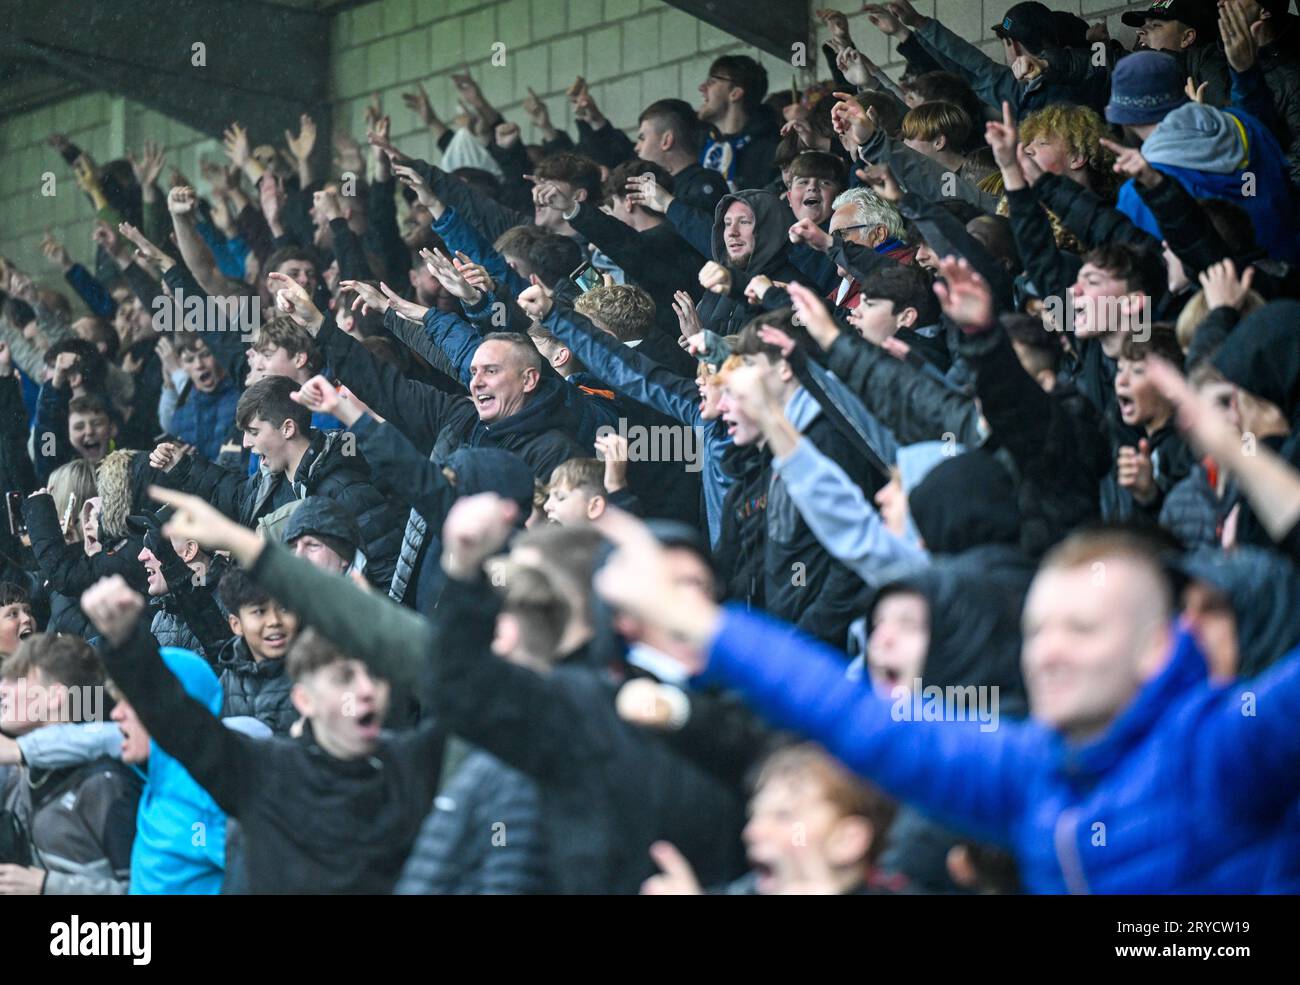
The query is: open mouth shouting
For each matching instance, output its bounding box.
[260,629,290,656]
[1116,392,1138,424]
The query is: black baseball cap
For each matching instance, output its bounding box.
[1121,0,1218,43]
[1053,10,1090,48]
[992,2,1059,53]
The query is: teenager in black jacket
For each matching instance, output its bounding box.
[82,555,446,895]
[142,376,404,588]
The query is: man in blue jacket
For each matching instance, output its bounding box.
[594,518,1300,893]
[1106,50,1300,265]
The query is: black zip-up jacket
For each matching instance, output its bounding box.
[142,429,404,589]
[428,573,746,894]
[242,541,743,895]
[100,617,446,894]
[314,312,586,479]
[672,163,727,215]
[714,403,873,648]
[24,493,149,597]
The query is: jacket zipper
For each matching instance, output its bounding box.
[1054,807,1092,894]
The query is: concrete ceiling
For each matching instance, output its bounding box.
[0,0,336,144]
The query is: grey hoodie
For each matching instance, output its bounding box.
[1142,103,1247,175]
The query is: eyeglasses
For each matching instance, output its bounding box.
[706,75,739,87]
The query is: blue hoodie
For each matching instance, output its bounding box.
[129,648,228,895]
[1120,104,1300,265]
[701,606,1300,893]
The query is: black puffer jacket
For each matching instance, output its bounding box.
[429,574,747,894]
[214,636,297,735]
[101,618,446,894]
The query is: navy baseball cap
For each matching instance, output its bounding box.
[992,2,1059,52]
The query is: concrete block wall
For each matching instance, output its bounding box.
[0,92,222,293]
[1,0,1140,304]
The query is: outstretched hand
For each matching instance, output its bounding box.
[1199,258,1256,312]
[149,486,264,567]
[592,508,720,656]
[1100,138,1161,188]
[786,281,840,350]
[291,374,367,427]
[267,271,324,333]
[932,255,994,329]
[1144,357,1240,462]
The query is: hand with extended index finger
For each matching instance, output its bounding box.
[339,279,389,316]
[640,841,704,895]
[267,271,323,332]
[148,486,264,566]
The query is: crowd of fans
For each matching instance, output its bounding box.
[0,0,1298,895]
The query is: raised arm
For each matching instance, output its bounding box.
[538,301,704,427]
[429,495,608,782]
[291,276,453,453]
[592,511,1043,843]
[726,363,921,582]
[152,486,437,704]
